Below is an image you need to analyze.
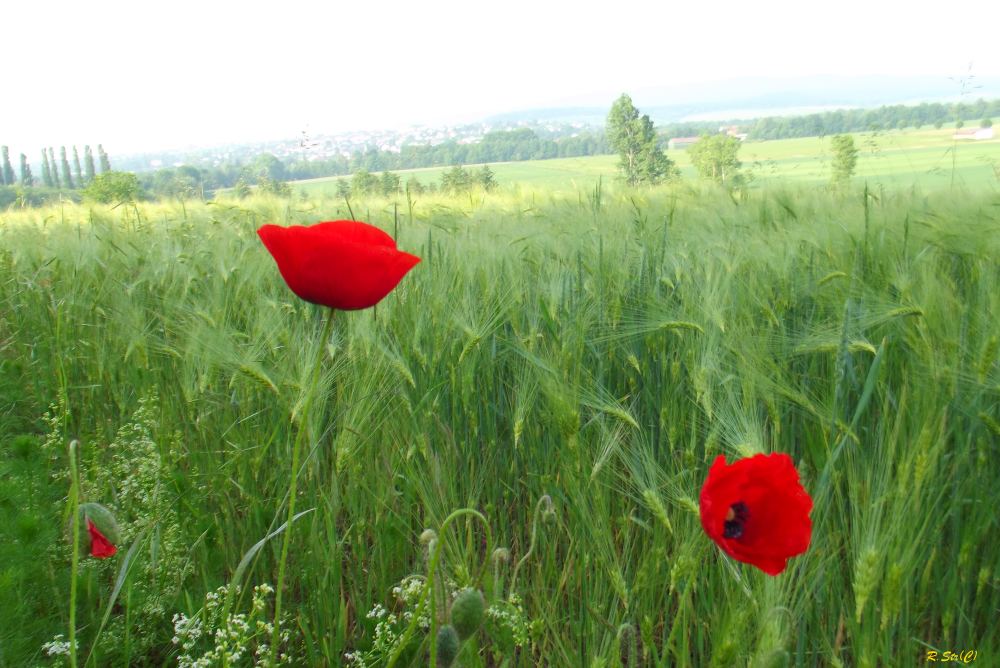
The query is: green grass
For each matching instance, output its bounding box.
[292,125,1000,195]
[0,182,998,666]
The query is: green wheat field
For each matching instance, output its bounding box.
[1,178,998,666]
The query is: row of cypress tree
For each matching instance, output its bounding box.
[0,144,111,188]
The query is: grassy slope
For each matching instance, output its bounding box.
[292,126,1000,194]
[0,184,998,666]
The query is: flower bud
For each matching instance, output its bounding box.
[435,624,460,667]
[78,503,121,544]
[77,502,120,558]
[450,588,485,641]
[539,494,556,523]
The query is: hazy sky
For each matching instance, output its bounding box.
[4,0,998,156]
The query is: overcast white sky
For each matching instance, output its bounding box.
[3,0,998,157]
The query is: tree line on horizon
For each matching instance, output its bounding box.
[200,95,1000,197]
[2,95,997,208]
[743,98,999,140]
[131,132,602,201]
[0,144,140,208]
[0,144,112,190]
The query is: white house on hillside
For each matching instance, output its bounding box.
[953,127,994,140]
[668,136,700,150]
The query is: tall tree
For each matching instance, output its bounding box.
[607,95,642,185]
[688,134,744,187]
[49,148,61,188]
[98,144,111,172]
[0,146,14,185]
[634,120,677,185]
[19,154,33,186]
[606,94,677,186]
[84,145,96,182]
[830,134,859,187]
[60,147,74,189]
[72,146,83,184]
[41,150,53,187]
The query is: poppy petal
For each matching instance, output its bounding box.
[257,221,420,310]
[87,519,117,559]
[699,453,812,575]
[311,220,395,247]
[699,455,748,542]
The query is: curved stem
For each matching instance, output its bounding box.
[617,623,638,668]
[509,495,552,597]
[68,440,81,668]
[386,508,493,668]
[492,553,505,603]
[270,308,335,662]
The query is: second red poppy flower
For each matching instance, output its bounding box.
[699,453,813,575]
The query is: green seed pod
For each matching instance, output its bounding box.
[435,624,460,667]
[450,588,485,641]
[78,502,121,546]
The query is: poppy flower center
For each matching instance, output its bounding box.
[723,501,749,539]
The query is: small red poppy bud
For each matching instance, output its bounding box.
[87,519,117,558]
[257,220,420,310]
[699,453,812,575]
[77,502,120,559]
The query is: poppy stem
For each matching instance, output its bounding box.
[509,494,555,597]
[68,440,81,668]
[386,508,493,668]
[271,307,336,663]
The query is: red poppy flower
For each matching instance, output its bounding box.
[699,453,812,575]
[87,519,117,559]
[257,220,421,310]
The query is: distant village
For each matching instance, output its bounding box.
[116,120,596,173]
[108,95,999,176]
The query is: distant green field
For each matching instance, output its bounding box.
[292,155,623,195]
[292,126,1000,195]
[740,127,1000,189]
